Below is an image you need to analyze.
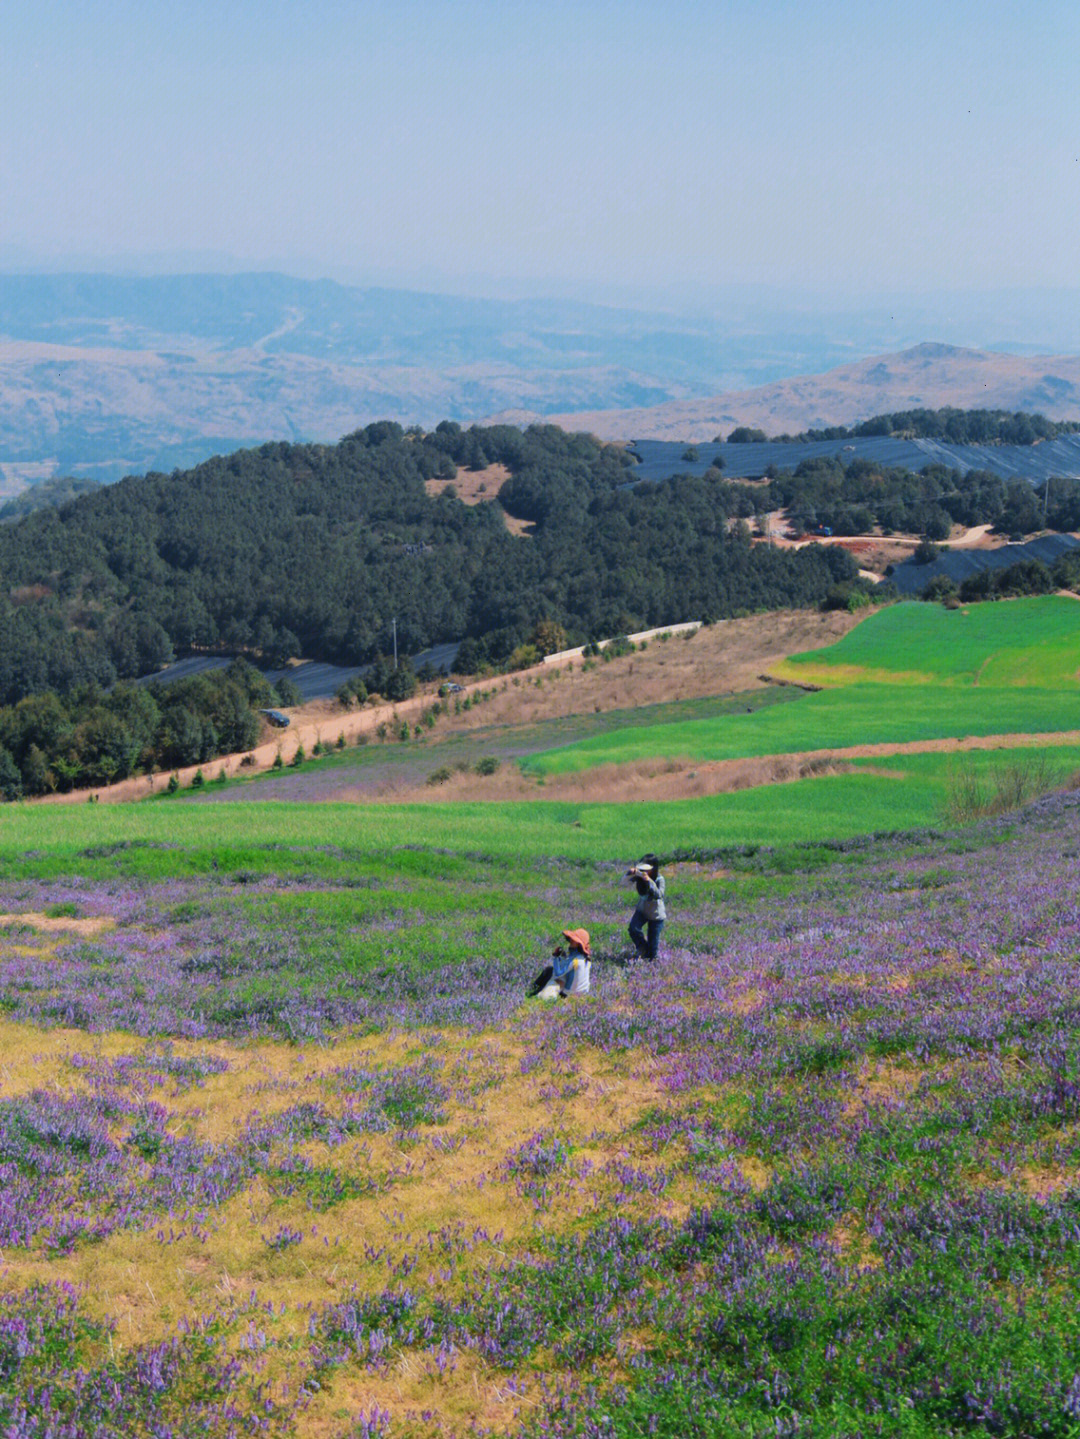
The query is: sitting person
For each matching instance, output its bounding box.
[526,928,592,999]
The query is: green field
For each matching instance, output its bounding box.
[779,593,1080,686]
[522,684,1078,775]
[8,741,1080,878]
[523,598,1080,777]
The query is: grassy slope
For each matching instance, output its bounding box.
[6,608,1080,1436]
[523,598,1080,776]
[777,594,1080,686]
[8,745,1080,884]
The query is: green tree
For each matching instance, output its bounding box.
[0,743,22,800]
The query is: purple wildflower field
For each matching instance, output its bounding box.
[1,795,1080,1434]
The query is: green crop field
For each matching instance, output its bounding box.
[777,593,1080,687]
[523,597,1080,777]
[522,683,1079,775]
[7,740,1080,883]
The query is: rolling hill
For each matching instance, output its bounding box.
[525,342,1080,441]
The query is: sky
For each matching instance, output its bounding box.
[3,0,1079,307]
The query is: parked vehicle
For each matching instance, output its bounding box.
[259,709,291,727]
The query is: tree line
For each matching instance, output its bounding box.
[0,660,275,799]
[771,407,1080,445]
[751,457,1061,540]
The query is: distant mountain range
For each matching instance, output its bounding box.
[2,272,1080,496]
[501,344,1080,441]
[2,271,844,492]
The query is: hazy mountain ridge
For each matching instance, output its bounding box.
[0,337,680,488]
[4,273,1080,494]
[522,344,1080,441]
[0,272,900,492]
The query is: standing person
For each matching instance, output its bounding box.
[526,929,592,998]
[627,854,665,960]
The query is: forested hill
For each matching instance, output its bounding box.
[0,422,857,707]
[774,406,1080,445]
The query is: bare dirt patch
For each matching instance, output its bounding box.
[425,462,537,535]
[754,518,1025,578]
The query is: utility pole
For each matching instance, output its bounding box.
[392,617,398,669]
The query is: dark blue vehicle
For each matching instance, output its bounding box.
[259,709,291,728]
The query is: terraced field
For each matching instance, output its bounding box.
[523,597,1080,779]
[775,595,1080,688]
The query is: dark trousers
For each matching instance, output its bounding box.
[629,913,664,960]
[527,964,554,996]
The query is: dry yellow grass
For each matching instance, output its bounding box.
[0,1016,707,1434]
[0,911,116,936]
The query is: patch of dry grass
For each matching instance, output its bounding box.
[0,1016,689,1434]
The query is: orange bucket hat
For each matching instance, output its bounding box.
[561,928,591,957]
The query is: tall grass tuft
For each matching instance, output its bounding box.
[944,751,1065,823]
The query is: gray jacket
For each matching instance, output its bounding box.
[634,873,666,922]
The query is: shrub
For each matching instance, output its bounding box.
[602,635,634,661]
[166,772,180,793]
[475,756,500,777]
[921,574,959,603]
[289,745,305,767]
[274,675,303,708]
[507,642,542,671]
[945,752,1060,823]
[427,766,452,786]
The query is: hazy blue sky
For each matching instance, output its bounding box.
[4,0,1078,304]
